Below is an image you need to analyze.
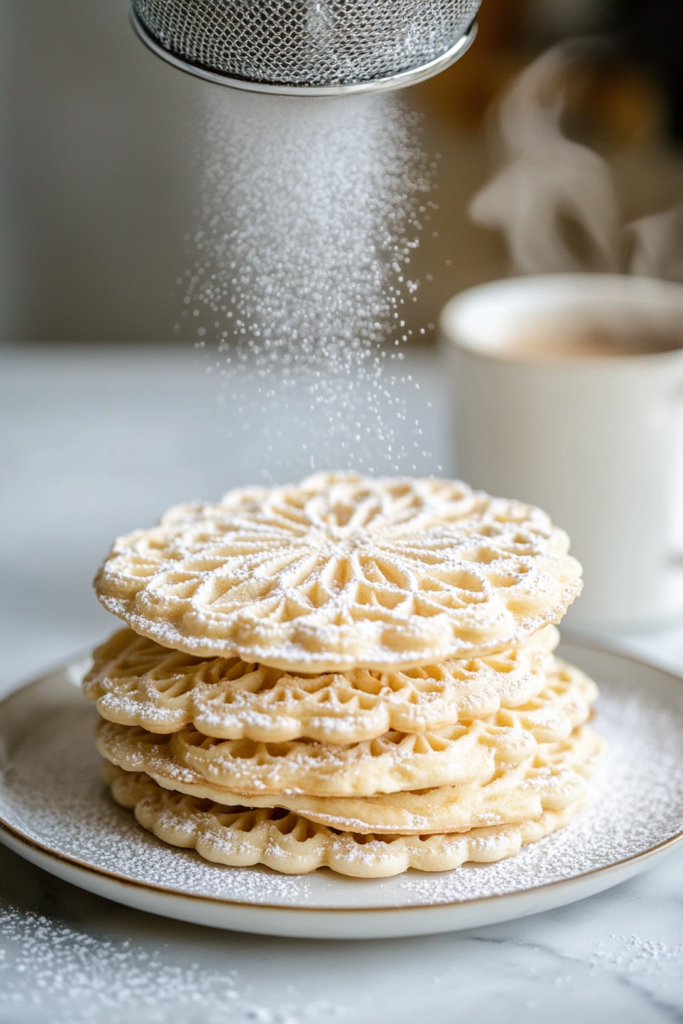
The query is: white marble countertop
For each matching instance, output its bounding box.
[1,341,682,1023]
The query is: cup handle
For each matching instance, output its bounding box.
[670,383,683,561]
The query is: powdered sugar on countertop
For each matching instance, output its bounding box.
[0,905,350,1023]
[589,933,683,976]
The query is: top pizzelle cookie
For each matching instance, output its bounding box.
[94,473,582,672]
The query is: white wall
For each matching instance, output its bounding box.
[1,0,199,340]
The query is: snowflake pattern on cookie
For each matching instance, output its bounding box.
[95,473,582,672]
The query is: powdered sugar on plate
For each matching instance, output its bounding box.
[0,640,682,912]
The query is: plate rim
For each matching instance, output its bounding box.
[1,634,683,918]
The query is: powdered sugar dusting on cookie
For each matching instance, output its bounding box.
[94,474,582,672]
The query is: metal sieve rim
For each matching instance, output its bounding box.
[130,7,478,96]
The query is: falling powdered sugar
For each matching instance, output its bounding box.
[175,89,439,479]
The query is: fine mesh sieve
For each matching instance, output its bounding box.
[131,0,481,95]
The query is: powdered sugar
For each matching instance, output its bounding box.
[0,905,349,1023]
[175,89,438,480]
[590,933,683,977]
[0,907,240,1023]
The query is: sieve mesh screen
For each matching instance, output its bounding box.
[132,0,481,88]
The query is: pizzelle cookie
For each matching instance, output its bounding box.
[105,764,586,879]
[265,726,603,834]
[97,717,538,797]
[83,624,559,742]
[95,659,594,798]
[93,473,582,672]
[101,725,600,837]
[97,707,601,833]
[498,658,598,744]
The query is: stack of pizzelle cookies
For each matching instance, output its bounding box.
[86,473,602,878]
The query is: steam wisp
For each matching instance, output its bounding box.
[470,44,683,283]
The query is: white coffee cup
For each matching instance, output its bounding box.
[441,273,683,628]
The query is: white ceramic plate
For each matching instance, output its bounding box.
[1,639,682,940]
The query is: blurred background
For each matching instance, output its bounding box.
[2,0,683,689]
[1,0,682,343]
